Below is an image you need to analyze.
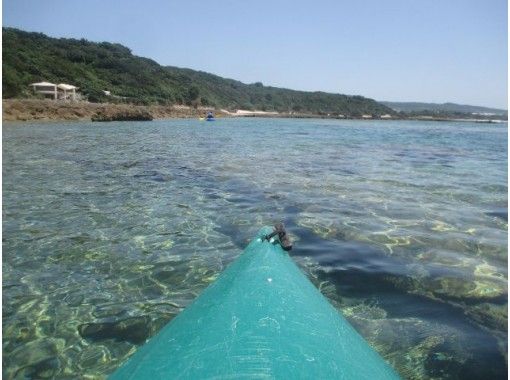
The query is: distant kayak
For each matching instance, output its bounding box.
[109,226,401,379]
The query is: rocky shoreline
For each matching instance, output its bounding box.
[2,99,227,122]
[2,99,505,123]
[91,108,154,122]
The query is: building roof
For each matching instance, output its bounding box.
[58,83,78,90]
[30,81,56,87]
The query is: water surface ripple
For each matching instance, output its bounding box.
[3,118,507,379]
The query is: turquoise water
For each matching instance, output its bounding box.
[3,118,507,379]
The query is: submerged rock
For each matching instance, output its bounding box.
[14,357,61,379]
[386,259,507,303]
[427,262,507,301]
[133,170,172,182]
[345,315,470,380]
[78,316,151,344]
[343,303,388,320]
[466,302,508,332]
[78,345,112,371]
[485,208,508,222]
[429,276,477,298]
[422,339,465,380]
[8,338,64,379]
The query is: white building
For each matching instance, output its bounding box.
[30,81,79,100]
[57,83,79,100]
[30,81,57,99]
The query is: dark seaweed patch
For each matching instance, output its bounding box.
[485,208,508,222]
[78,316,151,344]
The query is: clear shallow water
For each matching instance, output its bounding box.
[3,118,507,379]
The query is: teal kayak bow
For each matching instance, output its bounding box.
[109,226,400,379]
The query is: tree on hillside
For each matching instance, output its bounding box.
[185,86,200,107]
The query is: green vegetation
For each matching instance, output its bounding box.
[3,27,393,116]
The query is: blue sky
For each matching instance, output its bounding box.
[3,0,508,108]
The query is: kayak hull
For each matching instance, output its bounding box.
[109,227,400,379]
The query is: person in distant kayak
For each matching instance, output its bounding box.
[206,111,214,120]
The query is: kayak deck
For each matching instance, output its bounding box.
[109,227,400,379]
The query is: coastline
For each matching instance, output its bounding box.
[2,99,505,123]
[2,99,229,122]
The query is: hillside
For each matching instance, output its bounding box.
[2,28,393,117]
[382,101,507,115]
